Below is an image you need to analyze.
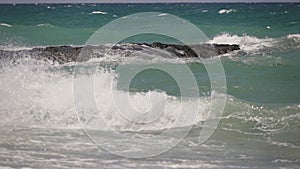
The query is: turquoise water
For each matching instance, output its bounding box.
[0,3,299,45]
[0,3,300,169]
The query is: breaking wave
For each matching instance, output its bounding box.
[209,33,300,54]
[0,58,211,130]
[0,55,298,134]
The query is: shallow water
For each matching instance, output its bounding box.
[0,126,299,169]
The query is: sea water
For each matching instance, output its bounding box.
[0,3,299,169]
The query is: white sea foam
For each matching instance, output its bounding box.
[273,159,299,164]
[158,13,168,16]
[209,33,274,52]
[90,11,108,15]
[287,34,300,39]
[218,9,236,14]
[36,23,53,27]
[0,59,210,130]
[209,33,300,55]
[0,23,12,27]
[0,46,33,51]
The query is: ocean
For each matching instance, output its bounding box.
[0,3,300,169]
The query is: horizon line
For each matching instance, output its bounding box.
[1,2,300,4]
[0,0,299,4]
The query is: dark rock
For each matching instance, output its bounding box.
[0,42,240,64]
[139,42,240,58]
[214,44,240,55]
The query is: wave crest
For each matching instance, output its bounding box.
[209,33,300,54]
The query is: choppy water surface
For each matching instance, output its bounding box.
[0,3,300,169]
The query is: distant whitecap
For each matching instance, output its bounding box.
[64,5,72,8]
[90,11,108,15]
[47,6,55,9]
[218,9,236,14]
[0,23,12,27]
[36,23,53,27]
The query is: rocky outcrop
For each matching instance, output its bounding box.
[0,43,240,64]
[140,42,240,58]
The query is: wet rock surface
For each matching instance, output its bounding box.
[0,43,240,64]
